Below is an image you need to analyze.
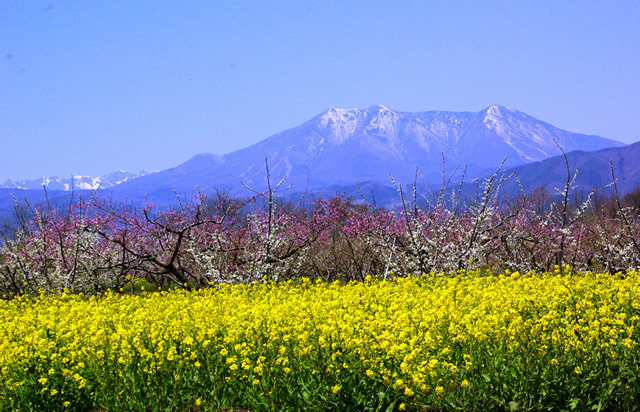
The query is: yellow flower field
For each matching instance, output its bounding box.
[1,268,639,411]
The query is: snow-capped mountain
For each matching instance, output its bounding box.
[0,170,151,191]
[113,105,624,197]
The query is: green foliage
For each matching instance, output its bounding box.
[1,271,640,411]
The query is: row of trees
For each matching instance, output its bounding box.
[1,159,639,296]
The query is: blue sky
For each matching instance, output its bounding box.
[1,1,639,181]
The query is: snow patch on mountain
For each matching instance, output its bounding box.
[0,170,153,191]
[319,108,360,145]
[204,104,625,189]
[5,105,626,197]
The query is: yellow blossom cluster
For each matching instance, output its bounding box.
[1,268,639,410]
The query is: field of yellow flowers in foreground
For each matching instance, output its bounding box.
[2,269,640,411]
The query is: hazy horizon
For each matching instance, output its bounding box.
[2,1,639,181]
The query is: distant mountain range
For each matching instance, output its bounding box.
[497,140,640,196]
[1,105,637,217]
[109,105,624,199]
[0,170,150,191]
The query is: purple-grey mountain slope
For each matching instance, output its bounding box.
[113,105,624,198]
[496,140,640,196]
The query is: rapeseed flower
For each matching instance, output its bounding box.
[0,269,639,410]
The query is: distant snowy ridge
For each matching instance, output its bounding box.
[3,105,626,196]
[110,104,625,197]
[0,170,152,191]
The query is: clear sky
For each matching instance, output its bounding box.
[2,1,639,182]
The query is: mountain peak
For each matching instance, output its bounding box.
[367,104,393,112]
[323,104,396,116]
[480,105,527,134]
[483,104,516,117]
[0,170,150,191]
[3,106,627,197]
